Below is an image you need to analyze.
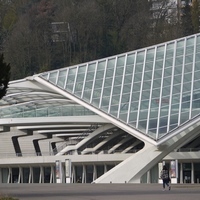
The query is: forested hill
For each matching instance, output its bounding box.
[0,0,198,80]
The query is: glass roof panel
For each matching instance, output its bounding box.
[38,33,200,141]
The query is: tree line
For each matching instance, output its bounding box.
[0,0,199,81]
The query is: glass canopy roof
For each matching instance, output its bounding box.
[0,86,95,118]
[40,33,200,140]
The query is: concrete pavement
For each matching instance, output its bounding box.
[0,183,200,200]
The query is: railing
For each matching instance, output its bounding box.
[176,148,200,152]
[0,149,141,159]
[0,152,51,158]
[51,124,100,155]
[1,147,200,159]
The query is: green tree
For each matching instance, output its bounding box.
[0,53,10,99]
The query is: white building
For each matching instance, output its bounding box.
[1,33,200,184]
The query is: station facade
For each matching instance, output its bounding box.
[1,33,200,184]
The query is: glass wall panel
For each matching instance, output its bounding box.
[192,89,200,117]
[12,168,19,183]
[124,74,132,84]
[101,58,116,112]
[129,112,137,125]
[127,53,135,65]
[49,71,58,84]
[136,51,145,65]
[195,52,200,62]
[144,71,153,80]
[75,165,83,183]
[1,168,9,183]
[66,68,77,92]
[175,56,183,66]
[119,55,133,122]
[116,55,125,67]
[180,91,191,123]
[44,167,51,183]
[101,100,110,112]
[110,56,125,117]
[169,113,179,131]
[23,168,30,183]
[86,165,93,183]
[148,118,158,134]
[192,37,200,118]
[110,104,119,116]
[171,93,180,113]
[165,43,174,67]
[96,165,104,178]
[33,167,40,183]
[74,65,86,97]
[139,64,150,130]
[146,48,155,63]
[57,70,67,88]
[148,46,165,135]
[158,63,173,132]
[83,63,96,102]
[41,73,48,79]
[49,107,61,116]
[36,108,48,117]
[194,163,200,183]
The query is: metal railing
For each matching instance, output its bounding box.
[51,124,100,155]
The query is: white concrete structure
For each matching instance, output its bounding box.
[1,33,200,184]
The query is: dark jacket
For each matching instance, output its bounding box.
[160,169,169,180]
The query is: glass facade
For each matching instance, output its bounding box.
[38,34,200,140]
[0,104,95,118]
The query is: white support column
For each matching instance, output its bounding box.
[72,165,76,183]
[158,163,162,184]
[50,166,54,183]
[191,162,194,184]
[93,165,97,181]
[8,167,11,183]
[180,163,183,184]
[0,168,2,183]
[40,166,44,183]
[61,163,65,183]
[18,167,23,183]
[82,165,86,183]
[104,164,107,173]
[29,166,33,183]
[65,159,71,183]
[147,170,151,184]
[55,160,63,183]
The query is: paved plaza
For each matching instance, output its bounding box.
[0,183,200,200]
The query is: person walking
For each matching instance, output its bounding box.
[160,165,171,191]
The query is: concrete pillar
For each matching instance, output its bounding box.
[29,166,33,183]
[8,167,11,183]
[19,167,23,183]
[50,166,54,183]
[191,162,194,184]
[0,168,2,183]
[83,165,86,183]
[40,166,44,183]
[104,164,107,173]
[93,164,97,181]
[147,170,151,183]
[72,165,76,183]
[180,163,183,184]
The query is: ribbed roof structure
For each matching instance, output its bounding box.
[38,33,200,141]
[2,33,200,184]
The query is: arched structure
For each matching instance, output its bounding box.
[1,33,200,184]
